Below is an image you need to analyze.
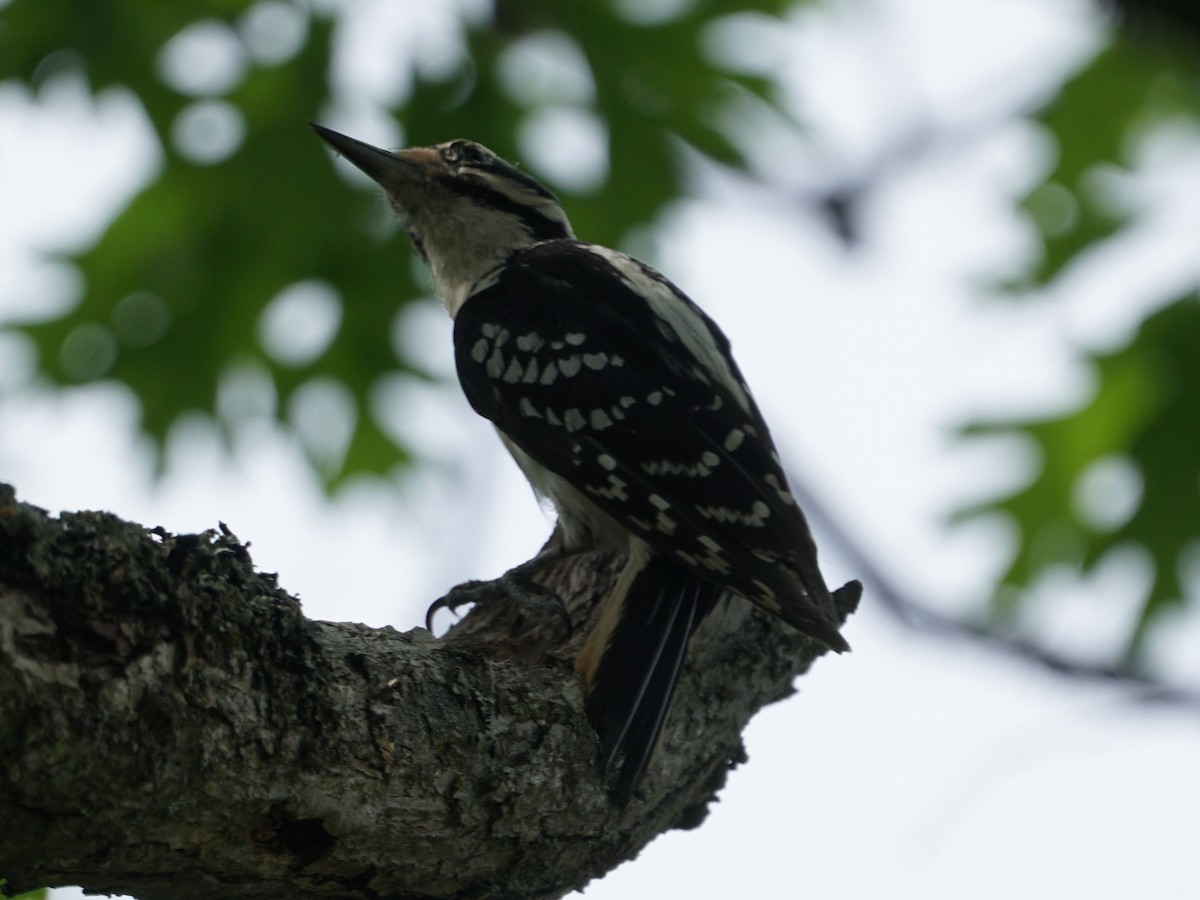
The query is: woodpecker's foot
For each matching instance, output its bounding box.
[425,560,573,639]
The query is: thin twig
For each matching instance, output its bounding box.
[786,465,1200,711]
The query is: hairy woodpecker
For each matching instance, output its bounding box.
[310,123,850,802]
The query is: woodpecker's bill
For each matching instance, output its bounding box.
[310,123,850,803]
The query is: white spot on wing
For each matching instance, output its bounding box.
[589,473,629,501]
[724,428,745,451]
[695,501,772,526]
[517,332,542,352]
[566,332,586,346]
[522,357,540,383]
[486,348,504,379]
[647,391,663,406]
[583,352,608,370]
[559,355,582,377]
[598,454,617,470]
[590,409,613,430]
[471,338,488,364]
[564,408,586,431]
[503,357,523,383]
[518,397,541,418]
[649,494,670,510]
[540,361,558,385]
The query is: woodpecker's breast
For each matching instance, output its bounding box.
[497,431,630,551]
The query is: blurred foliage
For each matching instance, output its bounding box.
[0,0,797,486]
[0,0,1198,663]
[0,885,47,900]
[1015,34,1200,287]
[969,30,1200,660]
[959,292,1200,662]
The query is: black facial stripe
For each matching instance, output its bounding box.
[476,159,557,201]
[440,175,568,241]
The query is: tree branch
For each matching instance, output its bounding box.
[0,484,858,899]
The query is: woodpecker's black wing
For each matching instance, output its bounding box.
[454,240,846,799]
[454,240,845,647]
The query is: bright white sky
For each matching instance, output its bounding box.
[3,0,1200,898]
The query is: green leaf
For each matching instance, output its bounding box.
[1013,32,1200,288]
[3,0,806,492]
[958,293,1200,660]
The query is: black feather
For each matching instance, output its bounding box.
[585,556,719,805]
[453,240,845,644]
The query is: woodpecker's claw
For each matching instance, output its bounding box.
[424,580,485,631]
[425,562,573,639]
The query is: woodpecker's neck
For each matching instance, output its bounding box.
[403,205,539,319]
[426,246,509,319]
[393,178,574,318]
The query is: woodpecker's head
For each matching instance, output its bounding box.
[310,123,573,315]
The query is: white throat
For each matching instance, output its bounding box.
[416,203,536,319]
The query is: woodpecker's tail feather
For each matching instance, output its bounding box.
[582,555,719,805]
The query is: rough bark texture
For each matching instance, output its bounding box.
[0,482,859,899]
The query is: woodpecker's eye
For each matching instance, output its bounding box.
[443,140,488,167]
